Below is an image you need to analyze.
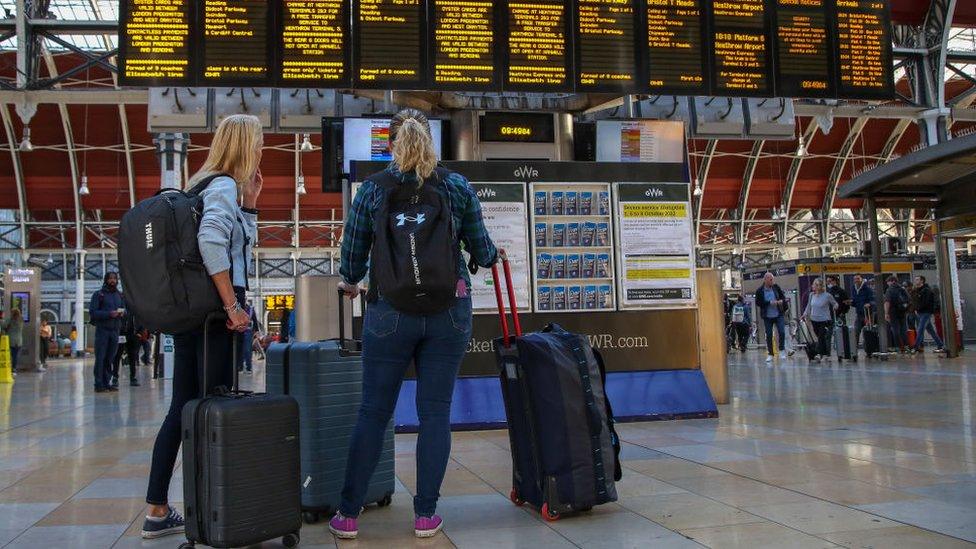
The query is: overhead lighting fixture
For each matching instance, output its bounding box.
[692,178,703,197]
[771,207,780,220]
[296,175,307,196]
[19,128,33,152]
[795,135,808,158]
[300,134,313,152]
[79,175,90,196]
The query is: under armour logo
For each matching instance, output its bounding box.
[396,213,426,227]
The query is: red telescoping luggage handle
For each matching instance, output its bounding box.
[491,249,521,347]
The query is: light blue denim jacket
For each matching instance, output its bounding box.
[197,175,257,289]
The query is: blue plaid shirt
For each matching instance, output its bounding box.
[340,164,498,287]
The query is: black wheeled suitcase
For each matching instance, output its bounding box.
[181,315,302,549]
[796,320,818,360]
[492,252,621,522]
[863,305,881,357]
[265,291,395,524]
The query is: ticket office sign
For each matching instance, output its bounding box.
[467,183,531,313]
[615,182,697,309]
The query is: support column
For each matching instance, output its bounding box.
[74,249,86,357]
[153,133,190,190]
[865,198,888,352]
[935,225,960,358]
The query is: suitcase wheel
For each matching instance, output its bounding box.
[303,511,321,524]
[282,532,300,548]
[509,488,525,507]
[377,493,393,507]
[541,502,560,522]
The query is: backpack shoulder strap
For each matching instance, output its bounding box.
[369,170,399,190]
[186,172,231,196]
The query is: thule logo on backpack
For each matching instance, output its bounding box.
[144,222,154,249]
[396,213,426,227]
[514,166,539,179]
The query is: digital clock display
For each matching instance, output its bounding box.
[480,112,555,143]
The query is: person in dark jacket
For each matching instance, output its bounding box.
[912,275,945,353]
[754,272,790,363]
[111,305,141,387]
[729,294,751,352]
[850,274,874,348]
[884,275,911,352]
[825,275,852,324]
[90,272,125,393]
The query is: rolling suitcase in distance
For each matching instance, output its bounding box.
[180,315,302,549]
[492,251,621,522]
[863,305,881,358]
[795,319,818,361]
[834,320,855,361]
[265,291,395,524]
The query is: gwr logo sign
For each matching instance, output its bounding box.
[513,166,539,179]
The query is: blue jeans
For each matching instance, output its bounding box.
[340,297,472,518]
[763,315,786,355]
[10,346,20,371]
[238,330,254,371]
[93,327,120,389]
[915,312,944,350]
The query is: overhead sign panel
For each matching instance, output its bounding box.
[708,0,775,97]
[354,0,427,89]
[200,0,273,85]
[119,0,195,86]
[574,0,640,92]
[279,0,350,86]
[774,0,834,98]
[645,0,709,95]
[504,0,573,92]
[833,0,894,100]
[430,0,500,90]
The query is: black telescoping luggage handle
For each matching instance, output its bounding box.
[200,311,243,399]
[337,287,368,354]
[491,249,521,347]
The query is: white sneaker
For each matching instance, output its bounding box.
[779,352,787,360]
[765,355,774,363]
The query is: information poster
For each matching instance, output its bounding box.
[615,183,696,308]
[468,183,531,312]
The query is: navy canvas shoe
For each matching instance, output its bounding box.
[141,505,185,539]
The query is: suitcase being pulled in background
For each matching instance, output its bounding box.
[863,305,881,357]
[491,252,621,522]
[181,315,302,549]
[265,291,395,524]
[834,321,855,361]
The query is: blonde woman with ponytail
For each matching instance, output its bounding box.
[333,109,497,539]
[141,114,264,539]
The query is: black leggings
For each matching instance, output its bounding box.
[146,317,234,505]
[811,320,833,357]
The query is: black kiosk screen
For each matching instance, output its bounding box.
[201,0,271,84]
[431,0,498,90]
[834,0,894,99]
[775,0,833,98]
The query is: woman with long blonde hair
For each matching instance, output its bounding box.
[331,109,497,540]
[141,114,264,539]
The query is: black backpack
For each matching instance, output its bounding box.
[117,174,228,334]
[368,168,459,315]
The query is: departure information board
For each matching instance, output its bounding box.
[200,0,273,84]
[119,0,195,86]
[118,0,896,99]
[505,0,573,92]
[833,0,893,99]
[775,0,833,97]
[575,0,640,92]
[645,0,708,94]
[708,0,775,97]
[279,0,350,85]
[430,0,499,90]
[354,0,427,88]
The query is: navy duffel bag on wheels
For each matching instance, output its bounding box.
[491,251,622,522]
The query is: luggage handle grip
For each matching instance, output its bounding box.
[337,287,367,354]
[491,249,520,347]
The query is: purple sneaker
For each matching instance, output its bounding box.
[415,515,443,538]
[329,512,358,539]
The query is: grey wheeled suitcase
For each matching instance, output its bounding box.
[265,291,395,524]
[834,322,855,361]
[181,316,302,549]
